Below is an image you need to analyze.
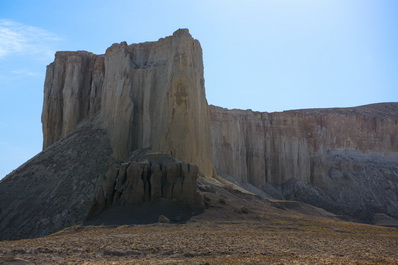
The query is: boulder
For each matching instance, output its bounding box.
[158,215,170,224]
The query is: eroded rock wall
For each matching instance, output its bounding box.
[210,104,398,185]
[210,103,398,218]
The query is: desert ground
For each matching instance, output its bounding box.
[1,176,397,264]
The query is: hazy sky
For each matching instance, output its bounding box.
[1,0,397,178]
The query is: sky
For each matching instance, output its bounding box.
[0,0,397,179]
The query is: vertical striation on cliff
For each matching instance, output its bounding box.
[210,104,398,184]
[42,51,104,148]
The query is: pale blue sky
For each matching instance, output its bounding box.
[1,0,397,178]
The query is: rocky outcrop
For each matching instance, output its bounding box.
[42,29,213,177]
[87,154,204,219]
[210,103,398,220]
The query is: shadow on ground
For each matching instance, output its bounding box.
[84,200,199,225]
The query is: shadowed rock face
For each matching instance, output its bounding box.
[87,154,204,220]
[210,103,398,220]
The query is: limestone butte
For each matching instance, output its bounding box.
[42,29,213,178]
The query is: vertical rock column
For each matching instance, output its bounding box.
[100,29,214,177]
[42,51,104,148]
[157,30,214,177]
[100,42,135,160]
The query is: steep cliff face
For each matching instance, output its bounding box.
[42,29,213,177]
[210,103,398,219]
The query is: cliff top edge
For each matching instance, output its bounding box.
[54,28,193,58]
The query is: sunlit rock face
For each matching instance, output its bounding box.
[210,103,398,220]
[42,29,214,178]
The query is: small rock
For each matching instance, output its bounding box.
[198,184,215,193]
[241,207,249,214]
[158,215,170,223]
[218,197,227,205]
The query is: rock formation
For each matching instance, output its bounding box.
[1,29,398,240]
[0,29,210,240]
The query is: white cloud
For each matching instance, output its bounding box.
[11,69,40,77]
[0,19,61,60]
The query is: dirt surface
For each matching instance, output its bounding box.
[1,176,398,264]
[0,219,397,264]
